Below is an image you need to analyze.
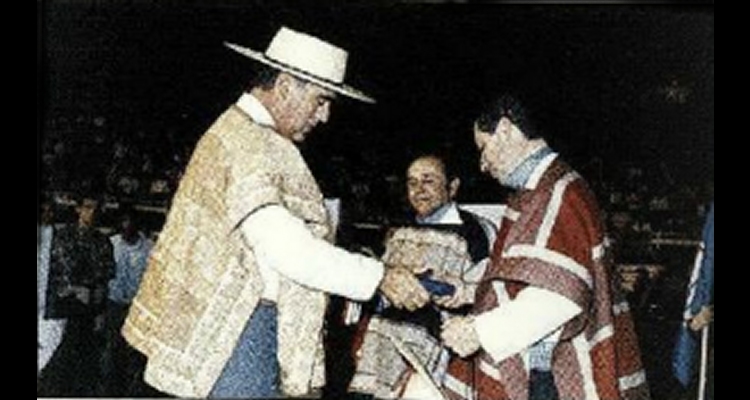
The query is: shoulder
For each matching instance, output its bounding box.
[204,107,301,171]
[54,225,76,242]
[534,158,598,212]
[456,210,494,256]
[458,209,494,236]
[458,209,482,225]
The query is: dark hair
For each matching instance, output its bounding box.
[71,186,102,207]
[68,177,106,206]
[409,152,458,185]
[475,93,539,139]
[247,65,281,91]
[118,202,138,223]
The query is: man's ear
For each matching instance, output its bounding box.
[275,73,294,100]
[448,177,461,199]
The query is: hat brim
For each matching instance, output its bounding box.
[225,42,375,104]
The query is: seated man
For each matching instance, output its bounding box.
[349,154,495,399]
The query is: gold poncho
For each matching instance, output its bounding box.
[122,105,332,397]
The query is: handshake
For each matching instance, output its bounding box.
[378,265,430,311]
[378,265,465,311]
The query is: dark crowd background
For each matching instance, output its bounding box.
[38,2,713,399]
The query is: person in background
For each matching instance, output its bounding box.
[440,93,650,400]
[349,153,496,400]
[673,201,713,400]
[41,190,114,397]
[101,203,154,396]
[121,26,429,399]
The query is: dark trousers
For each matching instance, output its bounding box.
[101,301,150,397]
[37,316,105,397]
[529,369,559,400]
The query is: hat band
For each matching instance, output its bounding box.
[265,53,344,87]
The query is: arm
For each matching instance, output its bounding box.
[473,286,581,362]
[240,205,384,301]
[442,286,581,360]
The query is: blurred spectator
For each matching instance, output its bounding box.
[101,204,154,396]
[38,191,115,397]
[608,207,656,265]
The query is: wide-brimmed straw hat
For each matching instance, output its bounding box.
[225,26,375,103]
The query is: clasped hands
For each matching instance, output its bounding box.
[379,265,474,311]
[379,264,430,311]
[380,265,475,310]
[378,265,481,357]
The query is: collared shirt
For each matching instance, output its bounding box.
[504,146,556,190]
[416,202,462,225]
[524,150,558,191]
[236,92,276,128]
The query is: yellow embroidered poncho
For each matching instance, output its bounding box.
[122,105,332,397]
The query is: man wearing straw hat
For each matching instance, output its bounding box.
[122,26,429,399]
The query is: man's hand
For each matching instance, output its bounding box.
[441,315,481,357]
[379,265,430,311]
[433,275,475,309]
[689,305,713,331]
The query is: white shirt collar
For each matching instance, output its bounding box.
[418,202,463,225]
[236,92,276,128]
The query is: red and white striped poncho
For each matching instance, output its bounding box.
[443,157,650,400]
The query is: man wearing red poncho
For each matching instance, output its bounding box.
[441,94,650,400]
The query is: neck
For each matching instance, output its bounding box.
[249,88,293,139]
[249,87,272,108]
[517,139,547,164]
[502,139,550,189]
[123,231,140,244]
